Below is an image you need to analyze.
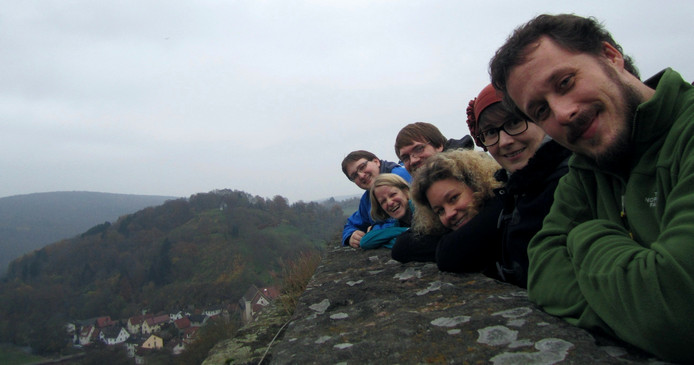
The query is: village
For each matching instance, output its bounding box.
[65,285,279,363]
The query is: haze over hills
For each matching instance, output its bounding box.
[0,189,347,357]
[0,191,178,276]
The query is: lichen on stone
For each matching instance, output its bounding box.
[416,281,453,296]
[477,325,518,346]
[431,316,471,327]
[506,319,526,327]
[315,336,331,344]
[492,306,533,319]
[309,299,330,314]
[490,337,575,365]
[393,267,422,280]
[333,343,353,350]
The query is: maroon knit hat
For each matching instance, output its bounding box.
[466,83,503,151]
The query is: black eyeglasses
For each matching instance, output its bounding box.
[477,119,529,147]
[348,160,369,181]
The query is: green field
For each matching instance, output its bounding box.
[0,343,45,365]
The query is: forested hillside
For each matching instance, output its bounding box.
[0,189,347,355]
[0,191,176,276]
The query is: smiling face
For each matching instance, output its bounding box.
[425,178,475,230]
[346,158,381,190]
[398,141,444,173]
[373,185,409,220]
[478,104,546,173]
[506,36,646,164]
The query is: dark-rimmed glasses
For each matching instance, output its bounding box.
[477,119,529,147]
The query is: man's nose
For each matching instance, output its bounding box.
[411,155,421,166]
[549,96,577,125]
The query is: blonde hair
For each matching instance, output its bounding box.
[369,174,410,221]
[411,149,501,235]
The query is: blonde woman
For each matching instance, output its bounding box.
[360,174,413,250]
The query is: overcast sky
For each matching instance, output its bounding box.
[2,1,693,203]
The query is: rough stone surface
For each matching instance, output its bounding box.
[203,301,290,365]
[269,246,661,364]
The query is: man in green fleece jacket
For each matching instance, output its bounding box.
[489,14,694,362]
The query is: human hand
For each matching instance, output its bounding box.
[349,230,365,248]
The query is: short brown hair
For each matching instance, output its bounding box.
[394,122,447,160]
[490,14,639,116]
[341,150,378,179]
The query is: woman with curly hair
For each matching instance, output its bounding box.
[410,149,501,235]
[391,149,502,264]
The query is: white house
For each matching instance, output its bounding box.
[79,325,98,346]
[239,285,280,323]
[99,326,130,345]
[169,311,185,322]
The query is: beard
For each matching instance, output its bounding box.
[591,63,643,171]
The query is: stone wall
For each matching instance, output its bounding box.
[269,246,659,364]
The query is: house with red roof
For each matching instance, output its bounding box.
[95,316,116,328]
[127,314,154,334]
[239,285,280,323]
[182,327,199,344]
[142,314,170,335]
[174,317,191,332]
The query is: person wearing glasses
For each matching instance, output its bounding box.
[394,122,474,173]
[340,150,412,248]
[436,83,571,287]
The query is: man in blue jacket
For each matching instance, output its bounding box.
[341,150,411,248]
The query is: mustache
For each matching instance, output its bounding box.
[567,104,603,144]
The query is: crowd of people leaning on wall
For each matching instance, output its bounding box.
[338,12,694,363]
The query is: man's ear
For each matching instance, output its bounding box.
[602,41,625,69]
[373,158,381,168]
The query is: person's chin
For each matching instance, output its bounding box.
[507,159,530,173]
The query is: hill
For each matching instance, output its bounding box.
[0,189,346,355]
[0,191,177,276]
